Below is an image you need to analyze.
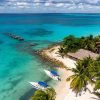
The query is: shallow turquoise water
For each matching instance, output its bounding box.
[0,13,100,100]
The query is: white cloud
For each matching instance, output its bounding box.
[77,3,84,9]
[55,3,64,7]
[0,0,100,13]
[67,3,77,10]
[16,2,29,6]
[86,0,100,4]
[45,2,51,6]
[34,0,40,5]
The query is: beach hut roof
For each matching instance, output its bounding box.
[51,70,59,76]
[96,42,100,44]
[68,49,98,60]
[38,81,48,87]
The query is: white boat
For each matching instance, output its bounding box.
[29,81,48,90]
[44,69,61,81]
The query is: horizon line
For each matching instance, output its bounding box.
[0,12,100,14]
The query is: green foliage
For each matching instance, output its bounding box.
[95,80,100,90]
[96,55,100,61]
[67,57,100,96]
[62,35,81,53]
[94,56,100,92]
[45,88,56,100]
[30,90,47,100]
[30,88,56,100]
[60,35,100,53]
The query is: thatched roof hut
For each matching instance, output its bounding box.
[96,42,100,45]
[96,42,100,53]
[68,49,99,60]
[96,42,100,47]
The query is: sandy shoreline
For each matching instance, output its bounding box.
[40,45,97,100]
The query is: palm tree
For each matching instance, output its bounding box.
[45,88,56,100]
[58,47,64,54]
[67,57,95,96]
[81,36,96,52]
[94,80,100,91]
[58,47,65,58]
[93,56,100,92]
[30,88,56,100]
[30,90,47,100]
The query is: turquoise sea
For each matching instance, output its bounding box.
[0,13,100,100]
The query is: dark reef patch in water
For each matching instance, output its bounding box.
[0,69,10,78]
[12,41,35,55]
[0,40,4,44]
[24,28,53,37]
[6,57,27,70]
[10,39,58,55]
[0,72,23,92]
[20,88,35,100]
[0,86,12,93]
[10,76,23,88]
[0,76,22,93]
[8,60,20,69]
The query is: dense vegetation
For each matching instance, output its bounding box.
[30,88,56,100]
[67,56,100,99]
[59,35,100,53]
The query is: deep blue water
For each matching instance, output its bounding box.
[0,13,100,100]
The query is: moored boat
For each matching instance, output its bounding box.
[44,69,61,81]
[29,81,48,90]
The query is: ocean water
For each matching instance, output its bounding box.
[0,13,100,100]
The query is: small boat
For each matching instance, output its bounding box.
[44,69,61,81]
[29,81,48,90]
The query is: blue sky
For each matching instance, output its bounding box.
[0,0,100,13]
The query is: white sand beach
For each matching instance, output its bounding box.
[42,46,97,100]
